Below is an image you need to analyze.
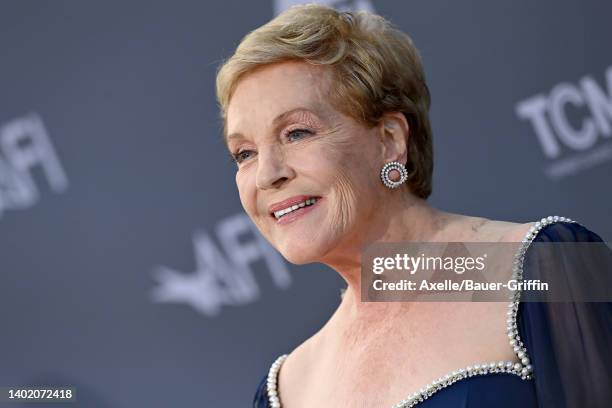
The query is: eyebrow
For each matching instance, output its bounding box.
[225,107,320,146]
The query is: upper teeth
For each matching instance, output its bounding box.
[274,198,317,219]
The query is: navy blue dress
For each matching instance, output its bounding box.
[253,218,612,407]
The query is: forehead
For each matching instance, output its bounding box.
[226,61,333,138]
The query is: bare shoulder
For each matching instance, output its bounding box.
[279,337,311,378]
[445,213,534,242]
[482,219,534,242]
[276,331,319,401]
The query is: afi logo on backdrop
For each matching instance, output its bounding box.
[150,213,291,317]
[516,65,612,179]
[0,113,68,219]
[274,0,375,15]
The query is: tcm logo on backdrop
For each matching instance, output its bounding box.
[0,113,68,219]
[515,65,612,179]
[150,213,291,317]
[274,0,375,15]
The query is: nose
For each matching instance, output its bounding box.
[255,144,295,190]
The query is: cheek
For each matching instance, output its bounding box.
[313,133,378,230]
[317,131,379,191]
[329,169,360,233]
[235,170,257,214]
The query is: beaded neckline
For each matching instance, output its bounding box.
[264,216,575,408]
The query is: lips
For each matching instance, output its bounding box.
[268,195,321,216]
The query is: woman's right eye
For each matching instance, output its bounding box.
[231,150,256,164]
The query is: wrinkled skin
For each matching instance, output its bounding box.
[226,61,409,267]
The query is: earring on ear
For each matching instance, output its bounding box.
[380,161,409,189]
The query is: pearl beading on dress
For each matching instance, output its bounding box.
[265,354,286,408]
[264,216,575,408]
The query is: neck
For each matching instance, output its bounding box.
[317,193,449,320]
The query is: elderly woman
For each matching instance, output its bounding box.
[215,4,611,408]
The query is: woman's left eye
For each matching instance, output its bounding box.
[286,128,313,141]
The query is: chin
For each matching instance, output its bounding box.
[278,241,324,265]
[280,248,317,265]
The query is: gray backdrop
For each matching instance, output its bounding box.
[1,0,611,407]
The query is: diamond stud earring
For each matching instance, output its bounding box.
[380,161,409,189]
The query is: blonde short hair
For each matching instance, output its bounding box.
[216,3,433,199]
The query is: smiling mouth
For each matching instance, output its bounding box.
[271,197,320,220]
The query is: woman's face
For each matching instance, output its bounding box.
[226,61,392,264]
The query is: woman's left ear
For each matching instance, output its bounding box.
[379,112,410,164]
